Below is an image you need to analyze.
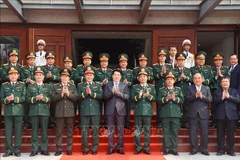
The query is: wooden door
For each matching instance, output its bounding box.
[152,29,196,64]
[28,29,71,68]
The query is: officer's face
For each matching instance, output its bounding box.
[119,60,128,69]
[64,62,72,69]
[83,58,91,66]
[9,73,19,82]
[196,58,205,66]
[38,44,44,51]
[138,74,147,84]
[34,73,44,83]
[112,71,121,82]
[169,47,177,57]
[27,58,36,66]
[177,59,185,67]
[165,77,175,87]
[184,44,190,51]
[139,60,147,67]
[193,73,203,86]
[221,78,230,89]
[61,75,70,84]
[9,55,18,64]
[229,55,238,66]
[100,60,108,68]
[46,58,55,65]
[158,55,166,63]
[214,59,223,67]
[85,73,94,82]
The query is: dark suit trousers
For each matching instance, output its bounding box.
[189,113,209,152]
[217,117,237,152]
[56,117,74,151]
[107,109,125,151]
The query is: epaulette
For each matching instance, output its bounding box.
[132,84,138,87]
[108,68,113,71]
[19,81,25,84]
[134,67,139,69]
[3,63,9,66]
[127,69,133,71]
[206,65,211,67]
[55,65,60,68]
[153,63,158,66]
[77,82,84,85]
[54,83,60,86]
[77,64,83,67]
[175,86,181,89]
[2,82,8,84]
[72,68,76,71]
[166,63,172,66]
[223,66,228,68]
[95,68,100,70]
[147,66,153,69]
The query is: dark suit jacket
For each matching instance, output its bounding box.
[186,84,212,119]
[104,81,129,116]
[230,64,240,95]
[213,88,240,120]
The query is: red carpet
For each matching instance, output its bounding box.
[60,152,166,160]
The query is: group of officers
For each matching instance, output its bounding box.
[0,39,240,157]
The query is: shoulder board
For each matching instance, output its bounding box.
[19,82,25,84]
[160,87,165,89]
[153,63,158,66]
[2,82,8,84]
[134,67,139,69]
[223,66,228,68]
[108,68,113,71]
[149,84,155,87]
[132,84,138,87]
[95,82,101,85]
[147,66,153,69]
[55,65,60,68]
[3,63,9,66]
[206,65,211,67]
[166,63,172,66]
[77,82,84,85]
[127,69,133,71]
[77,64,83,67]
[54,83,60,86]
[95,68,100,70]
[72,68,76,71]
[175,86,181,89]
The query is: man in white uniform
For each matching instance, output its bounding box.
[182,39,195,68]
[35,39,47,66]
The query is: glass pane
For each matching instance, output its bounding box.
[82,0,141,5]
[0,36,20,66]
[151,0,203,5]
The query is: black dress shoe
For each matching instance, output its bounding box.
[216,152,224,156]
[54,151,62,156]
[171,151,179,156]
[209,123,217,129]
[92,151,97,155]
[106,150,115,155]
[201,151,210,156]
[83,151,89,155]
[143,150,151,155]
[2,152,13,157]
[134,150,141,155]
[41,151,50,156]
[30,151,38,157]
[163,150,169,155]
[14,152,21,157]
[116,150,125,155]
[227,152,236,156]
[189,151,197,155]
[66,150,72,155]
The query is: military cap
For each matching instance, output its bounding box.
[182,39,191,47]
[8,48,19,57]
[157,48,168,56]
[165,72,175,80]
[176,52,186,60]
[84,65,95,74]
[8,66,19,74]
[138,67,149,76]
[37,39,46,46]
[137,53,148,61]
[82,51,93,59]
[195,51,207,60]
[25,51,36,59]
[45,52,56,59]
[99,53,110,61]
[63,55,73,62]
[118,53,128,61]
[213,52,224,60]
[34,67,44,75]
[60,68,71,76]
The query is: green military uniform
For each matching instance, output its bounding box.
[26,67,52,154]
[0,67,2,129]
[43,52,60,128]
[2,48,24,83]
[190,51,213,86]
[131,68,156,154]
[74,51,93,84]
[133,53,154,84]
[78,66,103,154]
[157,72,184,154]
[173,53,192,128]
[52,69,78,156]
[117,54,133,128]
[0,67,26,156]
[153,48,173,128]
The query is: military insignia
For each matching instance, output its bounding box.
[141,68,145,72]
[86,53,89,56]
[161,50,165,53]
[13,50,17,53]
[64,69,68,72]
[11,67,14,70]
[93,86,97,88]
[87,67,91,70]
[66,57,70,60]
[30,52,34,56]
[37,67,41,70]
[49,53,53,56]
[121,55,124,58]
[141,55,145,58]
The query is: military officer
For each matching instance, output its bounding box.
[190,51,213,86]
[157,72,184,156]
[165,46,177,68]
[26,67,52,157]
[182,39,195,68]
[74,51,93,84]
[35,39,47,66]
[1,67,26,157]
[63,55,76,84]
[2,48,24,83]
[43,51,60,128]
[52,69,78,156]
[116,53,133,128]
[131,68,156,155]
[133,53,154,84]
[0,67,2,129]
[209,52,231,128]
[22,51,37,129]
[153,48,172,129]
[78,66,103,155]
[173,53,192,128]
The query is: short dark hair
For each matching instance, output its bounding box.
[229,54,238,59]
[112,69,122,75]
[221,76,230,82]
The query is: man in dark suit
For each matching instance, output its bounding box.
[213,77,240,156]
[186,73,212,156]
[104,69,129,155]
